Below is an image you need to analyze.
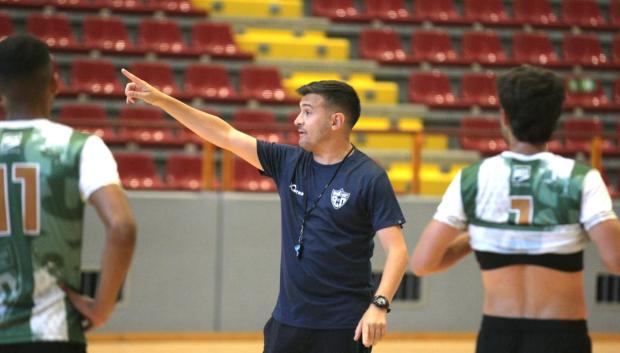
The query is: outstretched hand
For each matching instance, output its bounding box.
[121,68,164,106]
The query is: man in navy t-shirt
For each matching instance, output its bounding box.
[122,71,409,353]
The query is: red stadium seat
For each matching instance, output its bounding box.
[364,0,415,22]
[239,66,296,104]
[118,105,180,147]
[459,116,507,154]
[462,31,509,65]
[114,152,166,190]
[128,61,183,97]
[561,0,606,28]
[614,78,620,105]
[463,0,511,24]
[611,0,620,27]
[0,12,14,40]
[145,0,207,16]
[610,36,620,66]
[233,157,276,192]
[184,64,244,102]
[512,32,560,66]
[359,28,409,63]
[564,76,610,109]
[26,13,85,52]
[561,118,608,154]
[512,0,559,26]
[137,18,193,56]
[48,0,100,11]
[58,103,123,144]
[0,0,46,8]
[413,0,463,23]
[92,0,153,13]
[70,59,124,97]
[461,72,499,108]
[410,29,459,64]
[562,34,607,66]
[232,109,284,143]
[408,71,464,108]
[191,22,253,60]
[165,154,204,190]
[312,0,372,22]
[83,16,142,55]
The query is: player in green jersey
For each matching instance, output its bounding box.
[0,34,137,353]
[411,65,620,353]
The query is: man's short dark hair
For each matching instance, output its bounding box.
[497,65,565,144]
[0,34,52,95]
[296,80,361,128]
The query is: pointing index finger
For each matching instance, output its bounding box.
[121,68,145,84]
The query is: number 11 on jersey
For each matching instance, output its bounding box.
[0,163,40,236]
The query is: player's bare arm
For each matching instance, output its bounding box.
[354,225,408,348]
[588,218,620,274]
[121,69,260,170]
[411,220,472,276]
[63,185,136,329]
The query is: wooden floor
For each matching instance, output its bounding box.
[88,333,620,353]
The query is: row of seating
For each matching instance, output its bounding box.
[114,152,276,191]
[56,60,296,103]
[0,0,207,16]
[49,104,299,147]
[10,13,251,58]
[460,116,618,156]
[361,28,620,69]
[312,0,620,30]
[410,71,620,111]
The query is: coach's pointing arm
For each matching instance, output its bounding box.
[122,69,261,170]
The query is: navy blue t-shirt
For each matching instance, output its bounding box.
[257,141,406,329]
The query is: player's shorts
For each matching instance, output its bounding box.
[262,316,371,353]
[476,315,591,353]
[0,342,86,353]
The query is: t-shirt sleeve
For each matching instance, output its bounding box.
[256,140,296,184]
[79,135,121,201]
[367,172,406,231]
[433,171,468,230]
[580,169,617,230]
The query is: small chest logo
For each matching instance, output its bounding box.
[331,188,350,210]
[512,165,531,184]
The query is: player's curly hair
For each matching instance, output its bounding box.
[497,65,565,144]
[0,34,53,97]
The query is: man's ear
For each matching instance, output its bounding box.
[331,112,346,130]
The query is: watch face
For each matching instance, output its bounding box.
[376,297,386,306]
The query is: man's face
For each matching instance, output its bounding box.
[294,93,334,151]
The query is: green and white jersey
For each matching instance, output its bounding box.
[0,119,120,344]
[434,151,616,254]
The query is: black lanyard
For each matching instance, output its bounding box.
[289,145,355,259]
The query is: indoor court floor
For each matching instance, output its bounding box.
[88,333,620,353]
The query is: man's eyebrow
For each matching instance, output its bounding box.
[300,103,313,108]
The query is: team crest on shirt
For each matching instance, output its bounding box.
[331,188,350,210]
[511,165,531,185]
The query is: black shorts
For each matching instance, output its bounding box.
[0,342,86,353]
[263,317,372,353]
[476,315,591,353]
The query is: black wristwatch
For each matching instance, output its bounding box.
[371,295,391,313]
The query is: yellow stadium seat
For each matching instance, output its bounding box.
[398,118,449,151]
[195,0,302,18]
[236,28,349,60]
[387,162,464,195]
[283,72,398,105]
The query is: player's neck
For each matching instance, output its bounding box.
[312,140,354,165]
[5,104,50,120]
[510,141,546,155]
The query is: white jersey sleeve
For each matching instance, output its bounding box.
[433,170,468,230]
[79,135,121,200]
[580,169,617,230]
